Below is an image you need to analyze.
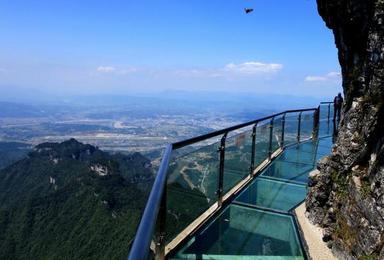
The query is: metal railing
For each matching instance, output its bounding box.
[128,105,333,260]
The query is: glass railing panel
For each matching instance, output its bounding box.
[223,129,253,193]
[254,122,270,166]
[319,104,331,120]
[283,113,299,147]
[329,105,335,121]
[170,204,305,259]
[235,178,307,211]
[318,120,331,137]
[319,104,332,137]
[300,112,314,141]
[165,138,220,242]
[272,116,283,151]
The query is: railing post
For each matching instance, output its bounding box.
[297,112,302,143]
[250,123,257,175]
[155,191,166,260]
[312,106,320,139]
[281,114,286,148]
[268,117,274,159]
[217,133,227,207]
[327,103,331,124]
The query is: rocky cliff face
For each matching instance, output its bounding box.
[306,0,384,259]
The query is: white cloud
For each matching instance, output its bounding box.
[224,62,283,74]
[305,71,341,82]
[96,66,138,75]
[97,66,116,73]
[326,72,341,77]
[305,76,327,82]
[174,61,283,78]
[117,67,139,75]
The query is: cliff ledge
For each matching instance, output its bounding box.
[306,0,384,259]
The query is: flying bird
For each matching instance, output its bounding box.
[244,8,254,14]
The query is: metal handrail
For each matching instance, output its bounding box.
[173,108,317,149]
[128,106,320,260]
[128,144,172,260]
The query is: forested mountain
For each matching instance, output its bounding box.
[0,139,153,259]
[0,142,31,169]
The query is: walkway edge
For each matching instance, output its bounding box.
[294,201,337,260]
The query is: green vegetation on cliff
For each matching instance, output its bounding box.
[0,142,31,169]
[0,139,153,260]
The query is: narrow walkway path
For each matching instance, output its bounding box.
[169,136,334,259]
[295,202,337,260]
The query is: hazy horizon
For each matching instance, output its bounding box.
[0,0,342,101]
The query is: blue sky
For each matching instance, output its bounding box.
[0,0,342,99]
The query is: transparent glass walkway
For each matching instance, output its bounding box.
[169,136,333,259]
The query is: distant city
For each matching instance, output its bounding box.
[0,91,324,163]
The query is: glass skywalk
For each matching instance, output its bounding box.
[170,136,333,259]
[128,103,336,260]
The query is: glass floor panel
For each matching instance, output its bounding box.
[290,145,329,156]
[316,146,332,156]
[278,146,317,165]
[169,137,333,259]
[170,204,305,259]
[260,160,313,184]
[292,141,317,153]
[318,120,334,137]
[318,138,334,150]
[285,144,331,163]
[235,178,307,212]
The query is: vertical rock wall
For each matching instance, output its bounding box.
[306,0,384,259]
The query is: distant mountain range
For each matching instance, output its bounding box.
[0,139,154,259]
[0,90,325,118]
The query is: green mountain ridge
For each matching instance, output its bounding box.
[0,139,153,259]
[0,141,31,170]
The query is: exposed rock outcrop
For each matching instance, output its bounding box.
[306,0,384,259]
